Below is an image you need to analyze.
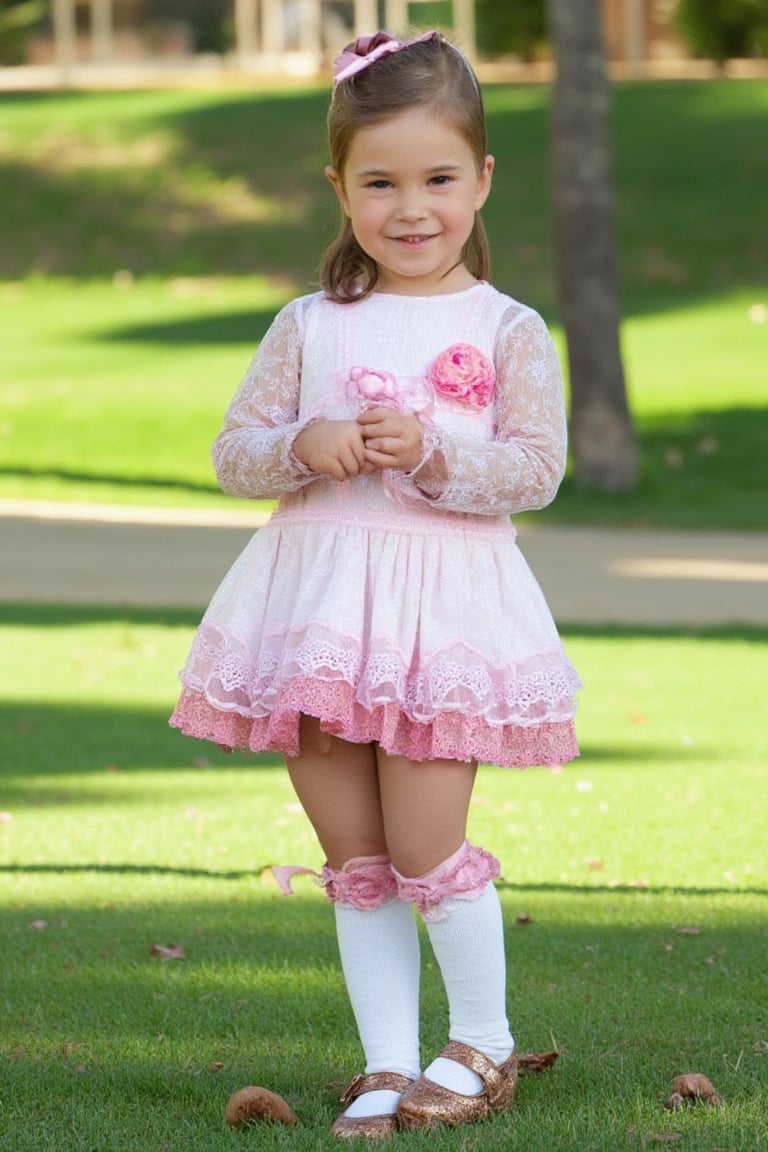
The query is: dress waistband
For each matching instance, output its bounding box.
[269,505,517,540]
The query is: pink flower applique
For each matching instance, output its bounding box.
[344,366,435,425]
[427,343,496,410]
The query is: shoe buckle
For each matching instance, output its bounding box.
[339,1074,365,1105]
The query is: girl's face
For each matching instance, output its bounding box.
[327,108,493,296]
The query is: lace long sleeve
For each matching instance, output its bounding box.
[396,307,567,516]
[211,298,318,499]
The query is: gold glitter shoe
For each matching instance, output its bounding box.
[396,1041,517,1130]
[330,1071,415,1139]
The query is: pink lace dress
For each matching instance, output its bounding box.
[170,283,581,767]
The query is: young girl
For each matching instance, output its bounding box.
[171,29,580,1138]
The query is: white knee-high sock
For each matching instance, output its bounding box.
[335,898,422,1116]
[424,881,514,1096]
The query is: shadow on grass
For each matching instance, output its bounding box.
[1,861,766,899]
[93,306,278,347]
[0,697,270,785]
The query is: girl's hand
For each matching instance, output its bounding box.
[293,419,373,481]
[358,408,423,472]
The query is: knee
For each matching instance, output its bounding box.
[323,854,399,910]
[392,840,500,922]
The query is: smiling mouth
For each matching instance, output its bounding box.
[392,234,436,245]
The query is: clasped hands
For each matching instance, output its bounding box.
[293,409,423,482]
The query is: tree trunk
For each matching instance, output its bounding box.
[546,0,638,491]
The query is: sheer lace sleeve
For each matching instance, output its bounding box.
[211,298,319,499]
[395,306,567,516]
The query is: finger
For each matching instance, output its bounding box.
[364,447,398,468]
[359,416,400,438]
[327,462,347,481]
[366,436,402,456]
[359,421,390,440]
[357,407,393,425]
[350,436,368,469]
[339,447,363,476]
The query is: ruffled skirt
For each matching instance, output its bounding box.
[170,509,581,767]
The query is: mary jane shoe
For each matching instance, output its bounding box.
[396,1040,517,1130]
[330,1071,415,1139]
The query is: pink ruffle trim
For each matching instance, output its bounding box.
[272,854,398,910]
[169,675,578,768]
[393,841,500,922]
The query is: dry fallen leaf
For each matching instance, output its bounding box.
[28,920,47,931]
[515,913,532,926]
[61,1042,81,1058]
[149,944,186,962]
[665,1072,722,1110]
[225,1086,299,1127]
[675,925,701,936]
[518,1050,559,1073]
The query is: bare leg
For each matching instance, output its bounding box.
[375,749,477,877]
[285,715,385,866]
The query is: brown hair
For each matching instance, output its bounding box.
[319,31,491,303]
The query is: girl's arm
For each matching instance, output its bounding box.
[390,307,567,516]
[211,299,320,499]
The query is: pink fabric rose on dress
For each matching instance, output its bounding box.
[345,366,435,424]
[346,366,399,408]
[427,343,496,410]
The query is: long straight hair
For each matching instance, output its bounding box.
[320,33,491,303]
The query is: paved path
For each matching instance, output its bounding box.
[2,501,768,626]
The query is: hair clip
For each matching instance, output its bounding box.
[333,29,436,86]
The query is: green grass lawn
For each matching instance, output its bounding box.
[1,80,767,528]
[1,605,766,1150]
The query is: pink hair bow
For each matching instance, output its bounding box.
[333,29,436,86]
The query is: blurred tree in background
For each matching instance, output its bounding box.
[0,0,45,63]
[476,0,546,61]
[674,0,768,61]
[146,0,233,53]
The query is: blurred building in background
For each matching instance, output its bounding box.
[0,1,740,86]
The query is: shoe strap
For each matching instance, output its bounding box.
[339,1071,415,1105]
[440,1041,516,1108]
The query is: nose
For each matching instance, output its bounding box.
[395,189,427,222]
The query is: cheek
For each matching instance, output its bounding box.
[350,201,383,233]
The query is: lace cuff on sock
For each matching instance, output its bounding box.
[393,841,500,922]
[272,855,398,910]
